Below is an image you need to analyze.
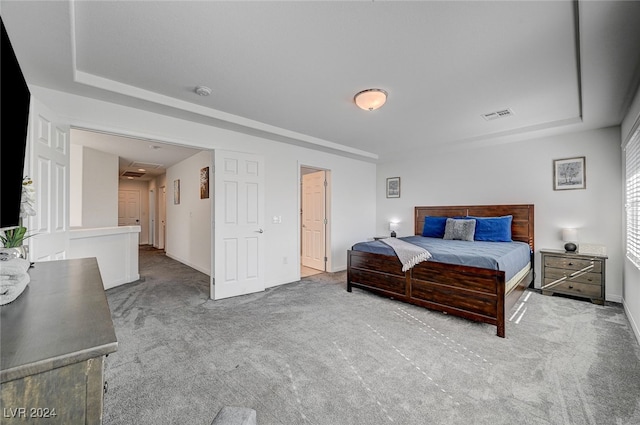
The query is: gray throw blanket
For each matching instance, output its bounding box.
[381,237,432,271]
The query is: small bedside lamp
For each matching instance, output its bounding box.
[389,222,399,238]
[562,228,578,252]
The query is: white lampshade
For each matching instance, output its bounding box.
[562,228,579,252]
[562,228,578,242]
[354,89,388,111]
[389,221,399,237]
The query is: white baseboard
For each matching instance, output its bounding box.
[623,297,640,346]
[104,273,140,290]
[165,252,211,276]
[607,294,623,303]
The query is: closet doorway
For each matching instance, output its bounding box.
[300,166,331,277]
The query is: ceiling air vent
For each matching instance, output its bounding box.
[121,171,146,178]
[130,161,163,169]
[481,108,514,121]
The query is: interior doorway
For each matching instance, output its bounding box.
[149,189,155,246]
[158,186,166,250]
[300,166,331,277]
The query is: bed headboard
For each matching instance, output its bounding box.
[414,204,535,251]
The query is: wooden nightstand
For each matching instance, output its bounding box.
[540,249,607,305]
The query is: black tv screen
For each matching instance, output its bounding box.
[1,17,31,229]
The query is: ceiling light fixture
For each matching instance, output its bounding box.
[354,88,388,111]
[195,85,212,96]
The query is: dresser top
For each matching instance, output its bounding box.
[0,258,118,383]
[540,248,608,259]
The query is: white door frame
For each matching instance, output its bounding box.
[299,164,331,273]
[158,185,166,250]
[149,189,155,246]
[301,170,326,271]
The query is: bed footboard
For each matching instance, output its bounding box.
[410,261,506,336]
[347,250,408,300]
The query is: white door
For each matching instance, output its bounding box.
[301,170,326,271]
[158,186,166,249]
[26,98,70,261]
[149,189,155,246]
[213,150,265,300]
[118,190,141,226]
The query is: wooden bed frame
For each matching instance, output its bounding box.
[347,204,535,337]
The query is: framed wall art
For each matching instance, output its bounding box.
[553,156,586,190]
[174,179,180,204]
[386,177,401,198]
[200,166,209,199]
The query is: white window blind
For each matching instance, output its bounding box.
[626,127,640,269]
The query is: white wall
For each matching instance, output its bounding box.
[32,86,377,289]
[165,151,212,275]
[622,84,640,344]
[70,144,119,228]
[70,143,83,227]
[118,179,150,244]
[377,127,623,301]
[69,226,140,289]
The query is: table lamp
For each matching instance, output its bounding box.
[562,228,578,252]
[389,222,399,238]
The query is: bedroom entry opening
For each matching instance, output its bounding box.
[300,166,331,277]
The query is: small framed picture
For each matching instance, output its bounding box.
[174,179,180,204]
[200,167,209,199]
[386,177,401,198]
[553,156,586,190]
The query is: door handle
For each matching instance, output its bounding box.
[256,229,264,233]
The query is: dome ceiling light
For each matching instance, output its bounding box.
[354,88,388,111]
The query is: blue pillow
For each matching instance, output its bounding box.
[422,216,448,238]
[469,215,513,242]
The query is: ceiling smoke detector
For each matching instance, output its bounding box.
[195,85,212,96]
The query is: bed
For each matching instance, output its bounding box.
[347,204,535,338]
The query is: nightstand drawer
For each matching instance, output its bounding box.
[543,268,602,285]
[543,279,602,299]
[543,256,603,273]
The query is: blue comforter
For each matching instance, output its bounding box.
[351,236,531,282]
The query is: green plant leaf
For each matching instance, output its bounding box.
[1,226,32,248]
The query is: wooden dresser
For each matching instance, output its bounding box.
[540,249,607,305]
[0,258,118,424]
